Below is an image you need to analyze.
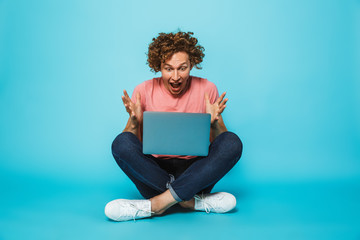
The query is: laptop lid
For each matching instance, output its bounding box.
[142,111,211,156]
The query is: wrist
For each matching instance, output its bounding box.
[130,117,142,128]
[210,120,219,129]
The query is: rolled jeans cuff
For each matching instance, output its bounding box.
[168,184,182,202]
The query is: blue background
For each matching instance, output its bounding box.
[1,0,359,239]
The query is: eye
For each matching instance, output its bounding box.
[180,67,187,71]
[166,68,171,72]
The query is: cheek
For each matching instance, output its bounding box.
[181,71,190,79]
[161,72,170,80]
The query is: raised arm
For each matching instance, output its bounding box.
[121,90,143,141]
[205,92,228,142]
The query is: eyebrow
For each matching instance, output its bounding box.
[164,62,188,68]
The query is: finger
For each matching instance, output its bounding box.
[122,97,133,112]
[123,90,136,108]
[121,95,128,105]
[122,96,131,111]
[216,92,226,104]
[124,105,132,114]
[218,98,228,108]
[122,94,130,107]
[122,96,129,108]
[219,104,226,114]
[216,104,226,114]
[123,90,131,101]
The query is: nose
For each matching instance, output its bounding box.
[172,70,180,81]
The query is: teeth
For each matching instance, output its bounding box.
[171,83,181,88]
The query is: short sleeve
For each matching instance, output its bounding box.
[207,81,219,104]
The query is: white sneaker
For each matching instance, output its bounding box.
[194,192,236,213]
[104,199,153,221]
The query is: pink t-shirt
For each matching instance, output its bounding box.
[131,76,219,159]
[131,76,219,113]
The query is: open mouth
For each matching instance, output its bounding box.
[170,82,182,91]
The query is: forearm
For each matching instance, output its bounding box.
[123,117,142,142]
[210,115,227,142]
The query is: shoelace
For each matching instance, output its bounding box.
[114,202,154,222]
[194,193,225,213]
[128,202,154,222]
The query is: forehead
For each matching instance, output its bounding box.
[164,52,190,66]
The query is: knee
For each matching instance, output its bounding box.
[221,132,243,160]
[111,132,139,160]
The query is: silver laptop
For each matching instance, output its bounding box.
[142,111,211,156]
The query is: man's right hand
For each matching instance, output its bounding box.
[122,90,143,129]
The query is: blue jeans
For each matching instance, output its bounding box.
[111,131,242,201]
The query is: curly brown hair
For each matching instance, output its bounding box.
[147,31,205,73]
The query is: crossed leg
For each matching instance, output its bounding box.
[111,131,242,216]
